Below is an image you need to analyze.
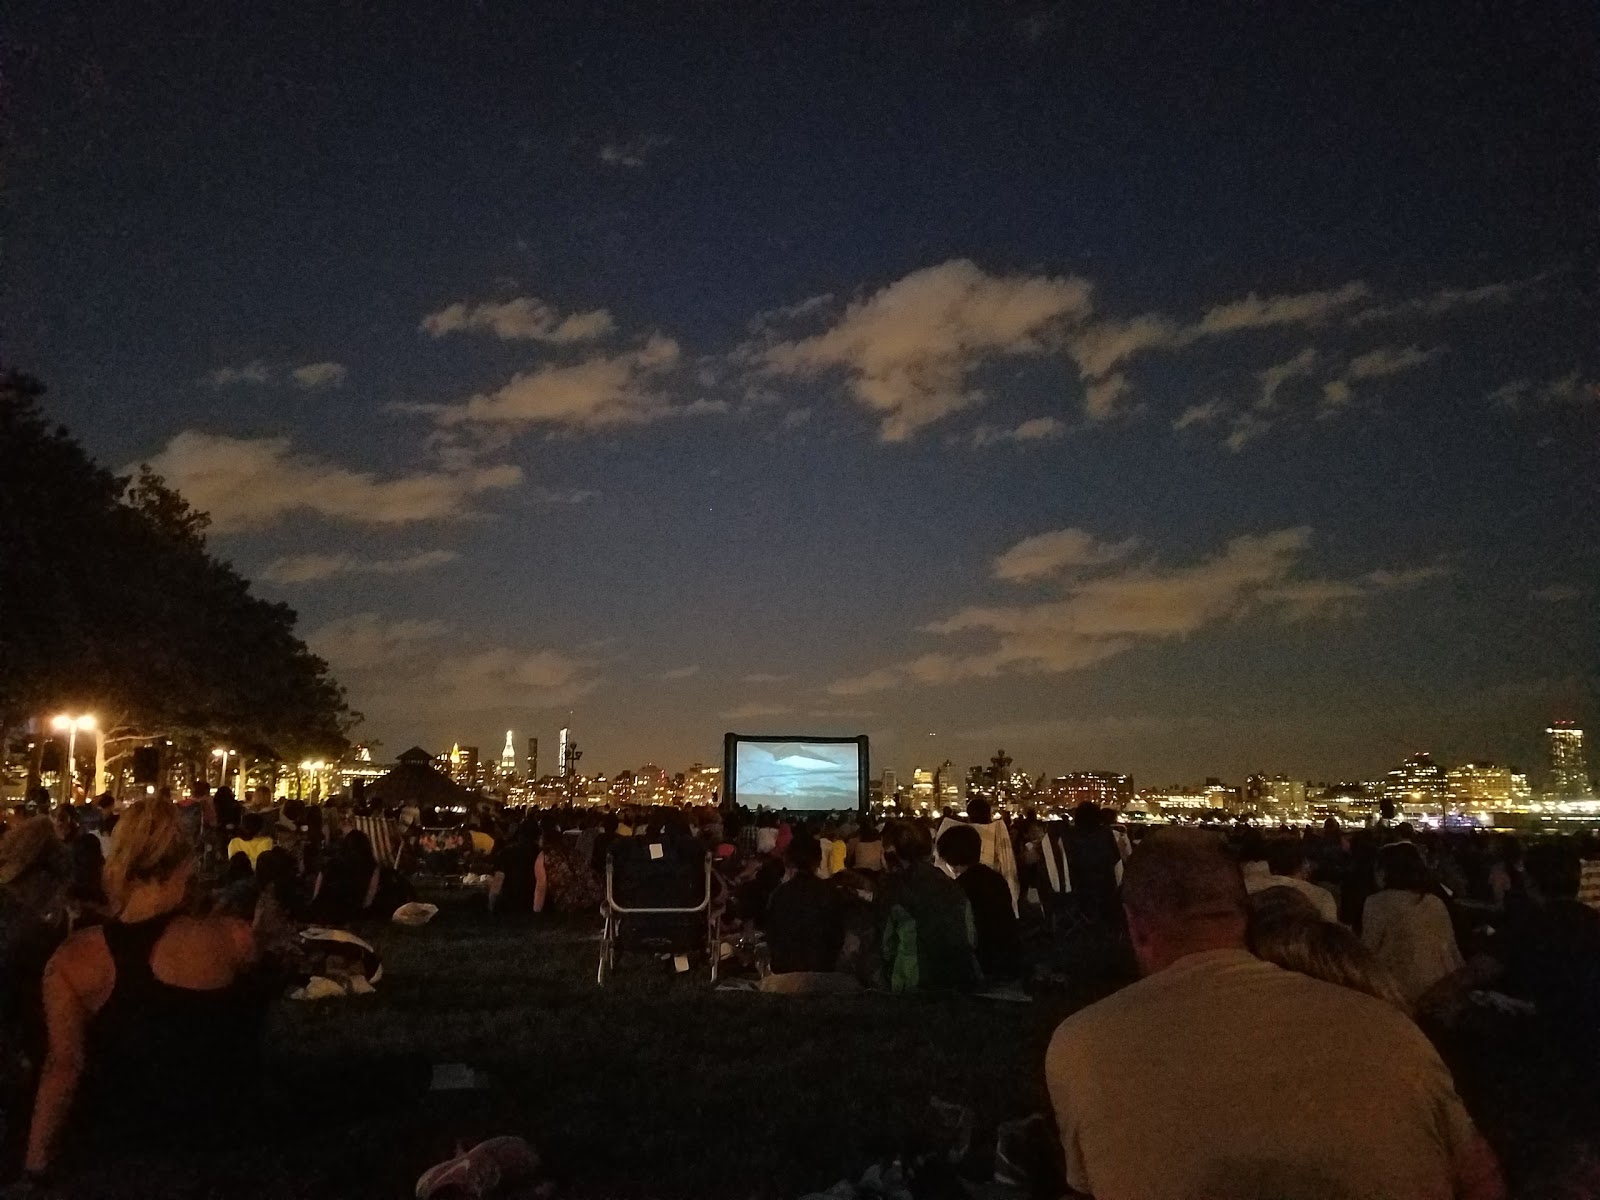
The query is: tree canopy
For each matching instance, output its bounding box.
[0,371,354,769]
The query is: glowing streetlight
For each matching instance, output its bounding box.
[213,747,235,785]
[50,713,96,804]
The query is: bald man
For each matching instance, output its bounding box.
[1045,828,1503,1200]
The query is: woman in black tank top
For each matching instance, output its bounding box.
[24,799,260,1179]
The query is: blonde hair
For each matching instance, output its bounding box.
[103,798,193,913]
[1248,887,1408,1012]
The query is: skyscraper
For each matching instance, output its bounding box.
[558,727,570,777]
[1546,723,1593,799]
[1383,752,1450,811]
[527,737,538,781]
[500,730,517,782]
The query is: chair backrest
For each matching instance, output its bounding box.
[607,836,709,912]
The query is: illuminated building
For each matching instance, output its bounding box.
[527,737,538,781]
[1383,752,1449,812]
[1244,774,1308,816]
[444,744,481,788]
[1052,772,1134,809]
[681,763,721,806]
[934,760,963,809]
[910,767,935,804]
[1446,763,1515,807]
[499,730,517,782]
[636,763,668,804]
[1546,723,1593,799]
[558,727,570,778]
[880,770,898,803]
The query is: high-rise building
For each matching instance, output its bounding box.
[1244,774,1308,815]
[499,730,517,782]
[880,769,898,802]
[1052,771,1134,809]
[558,727,570,777]
[910,767,935,804]
[934,760,963,809]
[446,743,481,788]
[1384,752,1450,811]
[1447,762,1515,807]
[1546,723,1593,799]
[527,737,538,782]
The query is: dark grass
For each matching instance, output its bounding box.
[60,901,1124,1199]
[54,899,1587,1198]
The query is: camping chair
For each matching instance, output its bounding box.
[598,837,718,985]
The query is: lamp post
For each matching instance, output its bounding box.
[50,714,96,806]
[213,747,234,788]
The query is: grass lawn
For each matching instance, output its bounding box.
[60,898,1122,1200]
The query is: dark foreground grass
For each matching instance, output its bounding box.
[61,901,1119,1200]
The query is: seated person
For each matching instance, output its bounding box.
[533,820,602,914]
[1247,885,1407,1010]
[762,836,843,975]
[226,812,275,869]
[881,820,979,992]
[1244,837,1338,922]
[937,823,1022,982]
[25,799,260,1177]
[309,831,380,925]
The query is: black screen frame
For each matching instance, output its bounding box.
[722,732,870,816]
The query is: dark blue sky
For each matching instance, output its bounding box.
[4,0,1595,782]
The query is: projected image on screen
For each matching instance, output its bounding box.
[734,740,861,811]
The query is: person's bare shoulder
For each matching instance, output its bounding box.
[167,913,257,967]
[47,926,113,1004]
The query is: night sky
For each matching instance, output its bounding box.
[4,0,1595,783]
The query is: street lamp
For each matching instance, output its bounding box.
[213,747,235,786]
[50,713,96,805]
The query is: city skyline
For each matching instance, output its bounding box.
[5,2,1593,781]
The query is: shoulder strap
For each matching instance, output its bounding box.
[102,914,176,985]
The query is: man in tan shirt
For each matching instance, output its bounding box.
[1045,829,1504,1200]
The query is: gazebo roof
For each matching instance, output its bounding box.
[367,759,475,809]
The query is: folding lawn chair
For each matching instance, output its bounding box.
[597,836,719,985]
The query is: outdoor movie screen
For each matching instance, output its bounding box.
[724,734,868,813]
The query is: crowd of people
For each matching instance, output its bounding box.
[2,782,1598,1195]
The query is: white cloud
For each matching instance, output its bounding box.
[307,612,452,671]
[433,647,598,711]
[1257,348,1318,410]
[598,143,645,168]
[757,259,1093,441]
[827,527,1445,694]
[434,336,706,430]
[1345,344,1445,381]
[527,486,599,505]
[970,416,1066,446]
[1532,584,1582,603]
[291,362,348,389]
[1224,412,1275,451]
[992,529,1138,582]
[656,665,701,681]
[720,702,795,721]
[1083,373,1133,421]
[1348,272,1549,326]
[1173,400,1226,431]
[261,548,459,585]
[1066,315,1181,380]
[1488,369,1591,409]
[741,672,791,683]
[421,296,616,343]
[139,432,522,533]
[1192,282,1370,338]
[202,362,270,386]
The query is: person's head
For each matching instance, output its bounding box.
[103,798,194,915]
[225,851,254,884]
[254,847,295,894]
[1524,842,1581,902]
[1248,888,1408,1010]
[832,867,875,903]
[539,818,564,851]
[1495,833,1524,867]
[1376,841,1431,894]
[240,812,264,841]
[1120,829,1248,976]
[785,835,823,876]
[97,792,116,812]
[856,816,879,840]
[937,823,983,873]
[1265,838,1308,880]
[68,832,106,902]
[966,797,992,825]
[882,818,934,869]
[337,829,376,873]
[1072,802,1101,830]
[1322,816,1341,839]
[1237,829,1268,864]
[0,816,68,904]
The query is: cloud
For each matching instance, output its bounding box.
[992,528,1139,582]
[1532,584,1582,603]
[139,432,522,533]
[261,548,459,585]
[1083,373,1133,421]
[433,336,708,430]
[1257,348,1318,410]
[827,527,1446,694]
[202,362,270,386]
[757,259,1093,441]
[598,143,645,168]
[421,296,616,343]
[1224,412,1275,452]
[970,416,1066,446]
[741,672,791,683]
[656,665,701,681]
[291,362,348,389]
[1348,272,1550,326]
[1365,564,1451,590]
[1488,370,1592,409]
[1066,315,1181,381]
[1344,344,1445,381]
[433,647,598,711]
[527,486,599,505]
[1173,400,1225,431]
[1192,282,1370,338]
[307,613,452,671]
[720,702,795,721]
